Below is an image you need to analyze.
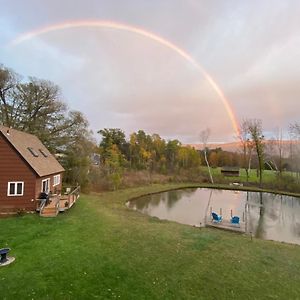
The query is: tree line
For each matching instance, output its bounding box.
[1,63,300,192]
[96,128,202,189]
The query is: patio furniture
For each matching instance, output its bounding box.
[231,216,240,225]
[212,212,223,223]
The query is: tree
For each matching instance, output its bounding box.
[209,151,219,168]
[200,128,214,183]
[247,119,264,186]
[104,144,125,190]
[289,122,300,179]
[265,128,286,175]
[0,65,21,127]
[61,112,95,188]
[151,134,166,172]
[238,120,254,182]
[0,64,95,187]
[98,128,129,163]
[166,139,181,172]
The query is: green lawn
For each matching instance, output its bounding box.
[203,166,295,183]
[1,184,300,299]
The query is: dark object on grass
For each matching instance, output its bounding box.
[0,248,10,263]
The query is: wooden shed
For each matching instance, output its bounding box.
[0,126,65,214]
[221,167,240,177]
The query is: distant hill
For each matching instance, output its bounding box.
[187,142,240,152]
[186,140,299,154]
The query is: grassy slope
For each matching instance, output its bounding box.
[1,184,300,300]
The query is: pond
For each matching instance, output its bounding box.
[127,188,300,245]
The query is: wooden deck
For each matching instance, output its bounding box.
[206,220,246,233]
[39,186,80,217]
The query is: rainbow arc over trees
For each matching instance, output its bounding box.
[9,20,240,136]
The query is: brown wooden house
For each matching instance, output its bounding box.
[0,126,65,214]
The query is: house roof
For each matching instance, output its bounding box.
[0,125,64,177]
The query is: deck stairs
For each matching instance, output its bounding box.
[38,186,80,217]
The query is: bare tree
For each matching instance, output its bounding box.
[290,123,300,136]
[247,119,264,186]
[267,128,285,176]
[238,120,254,182]
[289,123,300,180]
[200,128,214,184]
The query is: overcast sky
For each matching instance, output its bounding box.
[1,0,300,142]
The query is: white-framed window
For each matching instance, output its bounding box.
[41,178,50,193]
[53,174,61,186]
[7,182,24,196]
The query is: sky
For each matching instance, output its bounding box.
[1,0,300,142]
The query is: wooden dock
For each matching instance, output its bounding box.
[206,220,246,233]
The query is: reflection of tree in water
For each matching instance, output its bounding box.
[247,192,300,243]
[129,188,199,211]
[165,188,197,210]
[286,196,300,237]
[255,192,266,239]
[267,194,281,222]
[246,192,264,237]
[131,194,158,210]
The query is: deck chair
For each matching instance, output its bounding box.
[212,212,222,223]
[230,216,240,225]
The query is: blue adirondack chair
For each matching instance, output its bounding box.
[230,216,240,225]
[212,212,222,223]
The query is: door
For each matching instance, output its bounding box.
[41,178,50,193]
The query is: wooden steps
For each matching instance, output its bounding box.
[39,186,80,217]
[40,195,59,217]
[40,206,58,217]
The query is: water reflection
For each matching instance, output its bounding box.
[247,192,300,244]
[127,188,300,245]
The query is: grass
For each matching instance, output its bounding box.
[1,183,300,299]
[204,167,278,183]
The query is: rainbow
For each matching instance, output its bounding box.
[9,20,240,136]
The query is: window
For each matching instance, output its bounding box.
[27,147,39,157]
[7,182,24,196]
[41,178,50,193]
[53,174,60,186]
[39,149,48,157]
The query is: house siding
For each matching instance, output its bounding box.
[0,134,37,212]
[35,173,63,199]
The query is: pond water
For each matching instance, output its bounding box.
[127,188,300,245]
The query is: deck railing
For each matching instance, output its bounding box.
[38,186,80,215]
[59,186,80,210]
